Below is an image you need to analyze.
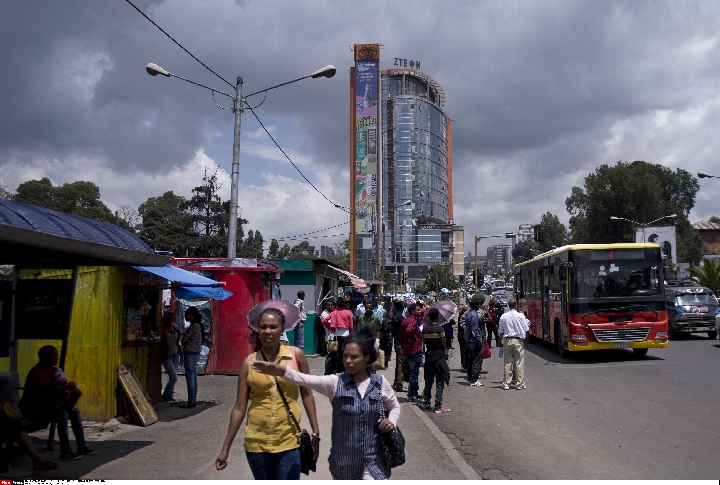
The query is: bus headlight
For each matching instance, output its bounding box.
[655,331,667,338]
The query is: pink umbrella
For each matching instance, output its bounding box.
[423,300,457,325]
[248,299,301,331]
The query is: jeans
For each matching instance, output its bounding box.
[294,320,305,350]
[406,352,424,399]
[162,352,180,400]
[458,327,467,369]
[184,353,200,404]
[33,407,85,455]
[467,340,483,384]
[486,322,500,347]
[246,448,301,480]
[422,360,445,408]
[393,342,405,388]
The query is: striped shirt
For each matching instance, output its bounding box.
[183,321,203,353]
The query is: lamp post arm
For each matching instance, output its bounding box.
[244,74,313,99]
[645,214,677,226]
[166,72,235,99]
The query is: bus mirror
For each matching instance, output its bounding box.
[663,267,671,280]
[559,266,567,281]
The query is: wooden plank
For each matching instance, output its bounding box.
[116,364,157,427]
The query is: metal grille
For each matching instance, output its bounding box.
[684,314,715,325]
[591,327,650,342]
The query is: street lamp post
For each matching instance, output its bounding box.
[146,62,336,257]
[609,214,678,242]
[473,234,511,290]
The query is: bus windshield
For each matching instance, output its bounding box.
[569,248,662,300]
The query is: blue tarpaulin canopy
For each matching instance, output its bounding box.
[134,264,233,301]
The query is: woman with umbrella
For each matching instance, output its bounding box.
[215,301,320,480]
[253,324,401,480]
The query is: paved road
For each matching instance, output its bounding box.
[431,333,720,479]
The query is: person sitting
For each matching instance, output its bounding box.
[18,345,96,461]
[624,274,648,294]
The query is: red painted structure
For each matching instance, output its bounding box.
[170,258,283,375]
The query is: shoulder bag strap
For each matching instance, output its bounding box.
[259,349,302,435]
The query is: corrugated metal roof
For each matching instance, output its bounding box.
[692,220,720,230]
[0,198,151,252]
[0,197,168,267]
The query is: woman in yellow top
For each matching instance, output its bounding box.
[215,308,320,479]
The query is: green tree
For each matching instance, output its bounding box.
[512,240,539,264]
[0,183,13,199]
[709,215,720,224]
[267,239,281,259]
[565,161,704,264]
[688,259,720,294]
[331,238,351,270]
[239,230,264,258]
[138,191,196,255]
[415,264,458,296]
[288,241,317,260]
[14,178,115,223]
[537,211,568,252]
[185,169,230,257]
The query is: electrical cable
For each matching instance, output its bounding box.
[273,221,349,241]
[125,0,349,215]
[124,0,235,89]
[245,106,348,212]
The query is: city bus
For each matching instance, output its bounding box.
[513,243,669,358]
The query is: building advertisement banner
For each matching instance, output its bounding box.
[354,59,378,235]
[635,226,677,264]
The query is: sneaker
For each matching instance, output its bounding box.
[77,447,97,456]
[516,383,526,390]
[60,452,82,461]
[406,397,418,402]
[469,381,483,387]
[433,406,451,414]
[502,384,510,390]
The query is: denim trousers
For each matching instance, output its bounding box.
[34,407,85,455]
[162,352,180,400]
[184,353,200,404]
[245,448,301,480]
[406,352,424,399]
[467,340,484,384]
[294,320,305,350]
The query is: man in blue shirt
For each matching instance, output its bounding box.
[465,299,487,387]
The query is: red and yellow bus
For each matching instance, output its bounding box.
[513,243,669,358]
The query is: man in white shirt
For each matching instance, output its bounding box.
[497,298,530,390]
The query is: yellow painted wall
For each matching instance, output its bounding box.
[0,357,9,373]
[15,267,156,422]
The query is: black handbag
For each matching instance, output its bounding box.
[378,401,405,469]
[261,350,316,475]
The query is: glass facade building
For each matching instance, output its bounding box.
[378,69,454,289]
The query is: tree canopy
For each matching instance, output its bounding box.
[565,161,705,264]
[414,264,459,295]
[512,212,568,264]
[14,177,116,223]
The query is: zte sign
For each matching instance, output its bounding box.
[394,58,421,69]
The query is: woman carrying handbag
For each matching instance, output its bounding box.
[254,324,402,480]
[215,304,320,480]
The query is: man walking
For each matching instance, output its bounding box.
[421,308,451,413]
[391,300,406,391]
[465,298,486,387]
[293,290,307,350]
[400,303,423,401]
[498,299,530,390]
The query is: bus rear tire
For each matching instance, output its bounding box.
[708,331,717,339]
[633,348,648,357]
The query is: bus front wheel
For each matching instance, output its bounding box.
[633,348,648,357]
[555,326,569,359]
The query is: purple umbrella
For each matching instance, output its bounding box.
[248,299,301,331]
[423,300,458,325]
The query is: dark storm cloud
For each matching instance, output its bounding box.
[2,0,720,247]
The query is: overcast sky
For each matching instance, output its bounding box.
[2,1,720,255]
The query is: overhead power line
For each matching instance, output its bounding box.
[273,221,349,241]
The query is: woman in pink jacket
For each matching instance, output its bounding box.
[322,299,354,374]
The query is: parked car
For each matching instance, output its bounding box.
[665,284,718,339]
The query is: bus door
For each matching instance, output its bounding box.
[542,266,550,341]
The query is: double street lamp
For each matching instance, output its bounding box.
[146,62,336,257]
[609,214,677,242]
[473,233,515,289]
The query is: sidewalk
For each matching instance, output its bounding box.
[1,350,477,480]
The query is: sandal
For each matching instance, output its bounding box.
[33,460,59,471]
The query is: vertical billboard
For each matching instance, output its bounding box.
[350,44,380,277]
[635,226,677,264]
